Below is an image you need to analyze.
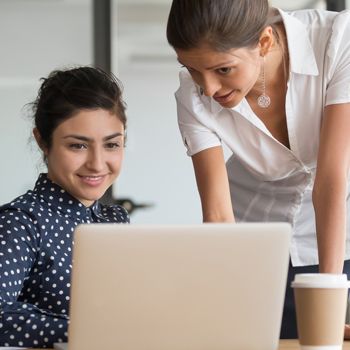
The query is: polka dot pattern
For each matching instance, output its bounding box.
[0,173,129,348]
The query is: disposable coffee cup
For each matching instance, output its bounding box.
[291,273,350,350]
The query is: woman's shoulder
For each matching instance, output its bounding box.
[97,203,130,223]
[294,9,350,72]
[175,70,210,107]
[175,69,221,120]
[0,190,41,221]
[175,70,199,100]
[286,8,350,34]
[0,191,43,244]
[326,10,350,56]
[286,8,342,22]
[282,8,350,76]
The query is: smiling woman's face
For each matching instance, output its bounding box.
[176,44,261,108]
[38,108,125,207]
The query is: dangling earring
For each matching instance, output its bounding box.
[257,56,271,108]
[199,87,204,96]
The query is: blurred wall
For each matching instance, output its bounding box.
[1,0,348,223]
[0,0,93,204]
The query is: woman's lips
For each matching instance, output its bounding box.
[213,90,236,104]
[78,175,106,187]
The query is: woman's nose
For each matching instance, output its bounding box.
[86,149,104,171]
[201,75,221,97]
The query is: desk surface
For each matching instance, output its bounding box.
[279,340,350,349]
[26,339,350,349]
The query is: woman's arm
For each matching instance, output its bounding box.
[192,146,235,222]
[313,103,350,273]
[0,211,68,347]
[0,299,68,347]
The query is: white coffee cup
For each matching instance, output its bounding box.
[291,273,350,350]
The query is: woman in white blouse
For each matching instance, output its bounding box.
[166,0,350,338]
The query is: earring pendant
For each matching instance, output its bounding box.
[257,55,271,108]
[257,94,271,108]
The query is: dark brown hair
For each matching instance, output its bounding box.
[166,0,270,51]
[31,66,127,150]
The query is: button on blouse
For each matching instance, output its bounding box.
[0,173,129,348]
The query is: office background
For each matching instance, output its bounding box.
[0,0,348,223]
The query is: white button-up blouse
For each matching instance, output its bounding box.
[175,9,350,266]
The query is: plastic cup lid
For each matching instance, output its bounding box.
[291,273,350,288]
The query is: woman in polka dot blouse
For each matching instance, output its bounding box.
[0,66,130,348]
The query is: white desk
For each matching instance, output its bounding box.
[279,340,350,349]
[22,340,350,349]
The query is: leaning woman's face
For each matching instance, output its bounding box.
[176,44,261,108]
[44,109,125,207]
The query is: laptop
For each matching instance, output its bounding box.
[54,223,291,350]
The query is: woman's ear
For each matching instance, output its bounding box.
[258,26,274,57]
[33,128,48,156]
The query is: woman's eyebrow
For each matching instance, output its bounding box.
[62,132,123,142]
[177,58,237,70]
[103,132,124,141]
[205,59,237,70]
[63,135,91,141]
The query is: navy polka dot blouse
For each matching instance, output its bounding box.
[0,173,129,348]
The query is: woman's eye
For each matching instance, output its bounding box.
[217,67,232,74]
[69,143,87,150]
[105,142,120,149]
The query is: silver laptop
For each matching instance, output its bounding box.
[54,223,291,350]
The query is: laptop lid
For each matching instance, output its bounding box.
[68,223,291,350]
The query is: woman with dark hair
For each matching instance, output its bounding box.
[167,0,350,339]
[0,66,129,347]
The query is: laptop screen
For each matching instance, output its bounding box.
[67,223,291,350]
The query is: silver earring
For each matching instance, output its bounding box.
[199,87,204,96]
[257,56,271,108]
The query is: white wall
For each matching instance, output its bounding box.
[1,0,347,223]
[0,1,93,204]
[0,0,201,224]
[115,62,202,224]
[115,1,202,223]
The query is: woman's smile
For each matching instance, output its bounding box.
[77,174,108,187]
[213,90,238,105]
